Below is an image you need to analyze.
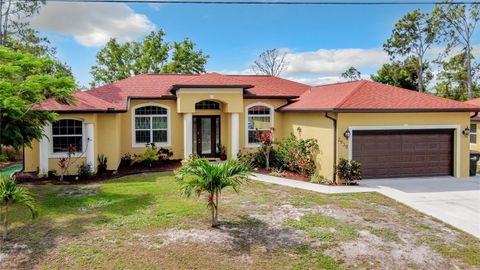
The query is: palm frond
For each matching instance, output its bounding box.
[0,175,38,219]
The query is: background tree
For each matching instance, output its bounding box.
[371,56,433,91]
[434,2,480,99]
[251,48,287,76]
[0,47,76,153]
[384,9,439,92]
[175,159,252,227]
[0,175,38,240]
[341,67,361,81]
[435,52,480,101]
[0,0,45,45]
[90,30,208,88]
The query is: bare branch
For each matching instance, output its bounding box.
[251,48,287,76]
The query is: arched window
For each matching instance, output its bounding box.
[133,105,169,146]
[246,103,273,145]
[52,119,83,153]
[195,100,220,110]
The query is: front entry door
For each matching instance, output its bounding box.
[193,116,220,157]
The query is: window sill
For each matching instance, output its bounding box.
[132,143,170,148]
[49,152,86,159]
[245,143,261,148]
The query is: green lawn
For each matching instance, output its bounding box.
[1,172,479,269]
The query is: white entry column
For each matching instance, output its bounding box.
[231,113,239,160]
[86,123,95,172]
[184,113,193,159]
[38,125,50,176]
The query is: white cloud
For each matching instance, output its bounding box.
[29,3,156,47]
[223,45,480,86]
[286,74,372,86]
[282,48,389,77]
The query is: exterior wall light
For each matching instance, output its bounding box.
[344,129,351,138]
[463,127,470,136]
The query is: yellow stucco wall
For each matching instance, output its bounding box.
[176,89,244,113]
[336,112,471,178]
[24,140,39,172]
[281,112,336,180]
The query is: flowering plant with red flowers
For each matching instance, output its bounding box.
[256,127,275,170]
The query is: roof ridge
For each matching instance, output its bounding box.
[333,80,368,109]
[312,79,367,88]
[177,72,248,85]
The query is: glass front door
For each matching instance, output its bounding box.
[193,116,220,157]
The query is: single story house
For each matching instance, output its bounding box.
[25,73,480,180]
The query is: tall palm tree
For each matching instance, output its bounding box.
[0,176,38,240]
[175,159,252,227]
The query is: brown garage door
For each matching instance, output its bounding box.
[352,129,453,179]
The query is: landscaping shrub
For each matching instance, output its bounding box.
[157,147,173,161]
[336,158,362,185]
[132,146,159,167]
[97,154,108,175]
[120,153,133,167]
[0,154,8,163]
[276,132,319,176]
[237,149,281,169]
[77,163,93,180]
[310,171,334,185]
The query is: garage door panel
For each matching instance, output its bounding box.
[352,129,453,179]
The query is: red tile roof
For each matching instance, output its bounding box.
[35,73,311,111]
[34,91,115,112]
[279,80,480,112]
[465,98,480,107]
[170,72,254,90]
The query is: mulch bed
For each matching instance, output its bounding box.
[255,168,310,182]
[15,160,182,185]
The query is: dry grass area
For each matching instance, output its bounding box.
[1,172,479,269]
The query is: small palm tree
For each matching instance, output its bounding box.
[0,176,38,240]
[175,159,252,227]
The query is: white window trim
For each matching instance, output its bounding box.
[470,123,477,145]
[346,125,461,178]
[48,118,87,158]
[131,103,171,148]
[245,102,274,148]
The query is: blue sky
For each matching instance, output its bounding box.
[29,2,478,87]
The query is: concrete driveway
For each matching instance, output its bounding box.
[359,176,480,238]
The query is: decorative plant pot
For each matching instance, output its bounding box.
[220,155,227,161]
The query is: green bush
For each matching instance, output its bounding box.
[97,154,108,174]
[276,133,319,176]
[0,154,8,163]
[132,146,159,167]
[237,149,281,169]
[336,158,362,185]
[77,163,93,180]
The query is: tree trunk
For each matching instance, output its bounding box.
[466,46,473,100]
[265,147,270,170]
[3,204,8,241]
[210,191,217,227]
[214,190,219,226]
[417,57,424,93]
